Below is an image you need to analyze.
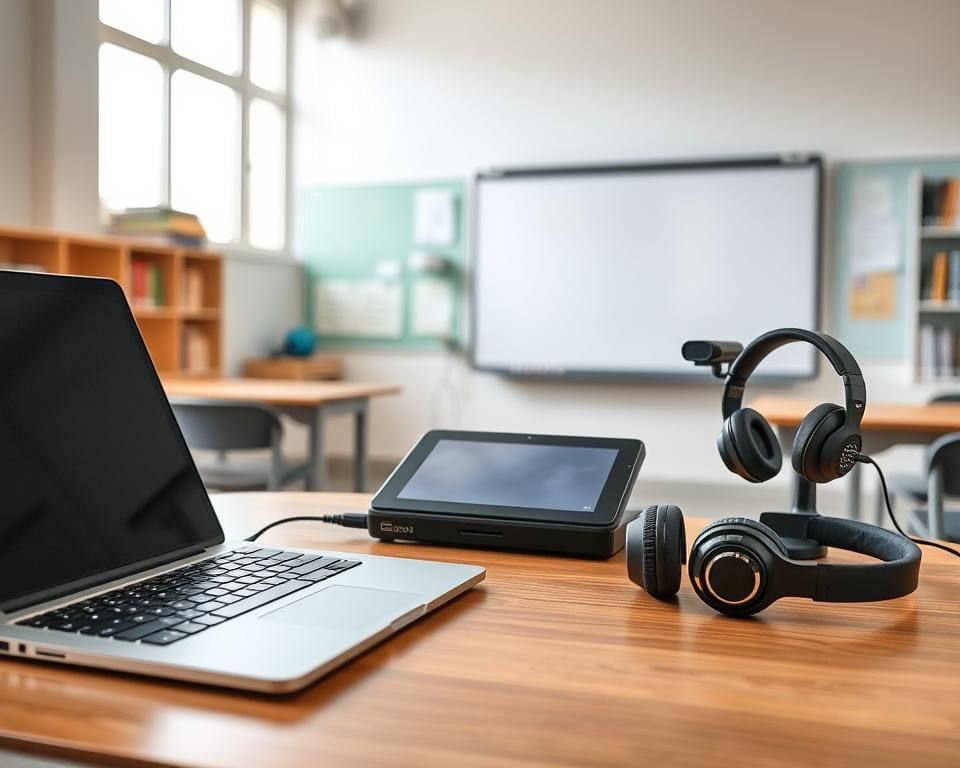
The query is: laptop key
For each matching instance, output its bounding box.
[213,580,313,619]
[289,557,340,575]
[194,600,226,613]
[175,608,204,621]
[98,621,137,637]
[267,552,303,563]
[299,568,342,582]
[194,614,226,626]
[326,560,361,571]
[115,619,177,641]
[174,622,208,634]
[142,630,187,646]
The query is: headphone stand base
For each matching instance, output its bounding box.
[759,476,828,560]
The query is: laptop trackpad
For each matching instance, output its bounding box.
[261,585,424,630]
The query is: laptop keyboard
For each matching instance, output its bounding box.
[16,545,361,646]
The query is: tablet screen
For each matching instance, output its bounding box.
[397,440,619,512]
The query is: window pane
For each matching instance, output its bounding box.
[98,44,164,211]
[99,0,165,44]
[251,0,286,92]
[171,0,241,75]
[248,99,286,250]
[170,71,239,243]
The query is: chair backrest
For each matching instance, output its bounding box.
[931,393,960,404]
[927,432,960,498]
[169,398,283,452]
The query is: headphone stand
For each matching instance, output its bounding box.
[759,475,828,560]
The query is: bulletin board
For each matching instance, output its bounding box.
[300,180,467,349]
[832,158,960,358]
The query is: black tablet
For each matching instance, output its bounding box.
[369,431,644,557]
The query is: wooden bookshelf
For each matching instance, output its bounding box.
[0,226,223,377]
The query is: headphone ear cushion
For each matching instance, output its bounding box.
[791,402,845,481]
[725,408,782,483]
[627,504,686,598]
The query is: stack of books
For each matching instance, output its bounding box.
[919,324,960,379]
[921,251,960,303]
[182,265,206,310]
[181,326,212,373]
[108,207,207,247]
[130,258,165,308]
[922,179,960,228]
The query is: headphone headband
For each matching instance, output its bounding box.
[721,328,866,425]
[802,516,921,602]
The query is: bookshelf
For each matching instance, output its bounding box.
[0,226,223,377]
[913,174,960,382]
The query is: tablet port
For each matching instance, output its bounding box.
[458,529,504,538]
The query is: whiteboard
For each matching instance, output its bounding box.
[472,159,820,379]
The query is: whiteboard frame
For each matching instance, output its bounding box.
[470,154,824,382]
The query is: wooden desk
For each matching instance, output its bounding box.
[163,378,401,492]
[1,493,959,768]
[754,396,960,534]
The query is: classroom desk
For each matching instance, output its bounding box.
[163,378,401,492]
[754,396,960,532]
[1,492,959,768]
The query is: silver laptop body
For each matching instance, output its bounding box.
[1,542,483,693]
[0,271,483,693]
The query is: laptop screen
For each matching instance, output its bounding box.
[0,272,223,610]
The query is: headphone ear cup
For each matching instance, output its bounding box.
[697,516,789,558]
[791,402,845,483]
[719,408,782,483]
[626,504,686,598]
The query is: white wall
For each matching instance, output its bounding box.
[0,0,33,225]
[294,0,960,484]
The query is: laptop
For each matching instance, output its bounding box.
[0,270,484,693]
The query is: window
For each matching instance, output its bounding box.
[98,0,289,250]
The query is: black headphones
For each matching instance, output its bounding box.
[628,506,920,617]
[718,328,866,484]
[627,329,922,617]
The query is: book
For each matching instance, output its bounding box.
[182,266,205,310]
[181,325,212,373]
[931,251,949,301]
[937,326,955,377]
[920,323,936,378]
[950,251,960,303]
[130,259,165,308]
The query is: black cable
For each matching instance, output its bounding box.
[856,454,960,559]
[245,513,368,542]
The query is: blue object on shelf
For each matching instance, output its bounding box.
[283,326,317,357]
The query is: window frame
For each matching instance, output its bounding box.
[98,0,293,253]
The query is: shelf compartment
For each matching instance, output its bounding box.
[180,318,222,376]
[129,247,178,310]
[66,241,124,283]
[0,232,65,273]
[135,316,181,376]
[180,251,223,313]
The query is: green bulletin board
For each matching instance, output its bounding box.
[300,180,466,349]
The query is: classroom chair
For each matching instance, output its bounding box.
[170,398,310,492]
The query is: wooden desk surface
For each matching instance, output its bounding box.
[754,395,960,432]
[162,377,401,407]
[2,493,959,768]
